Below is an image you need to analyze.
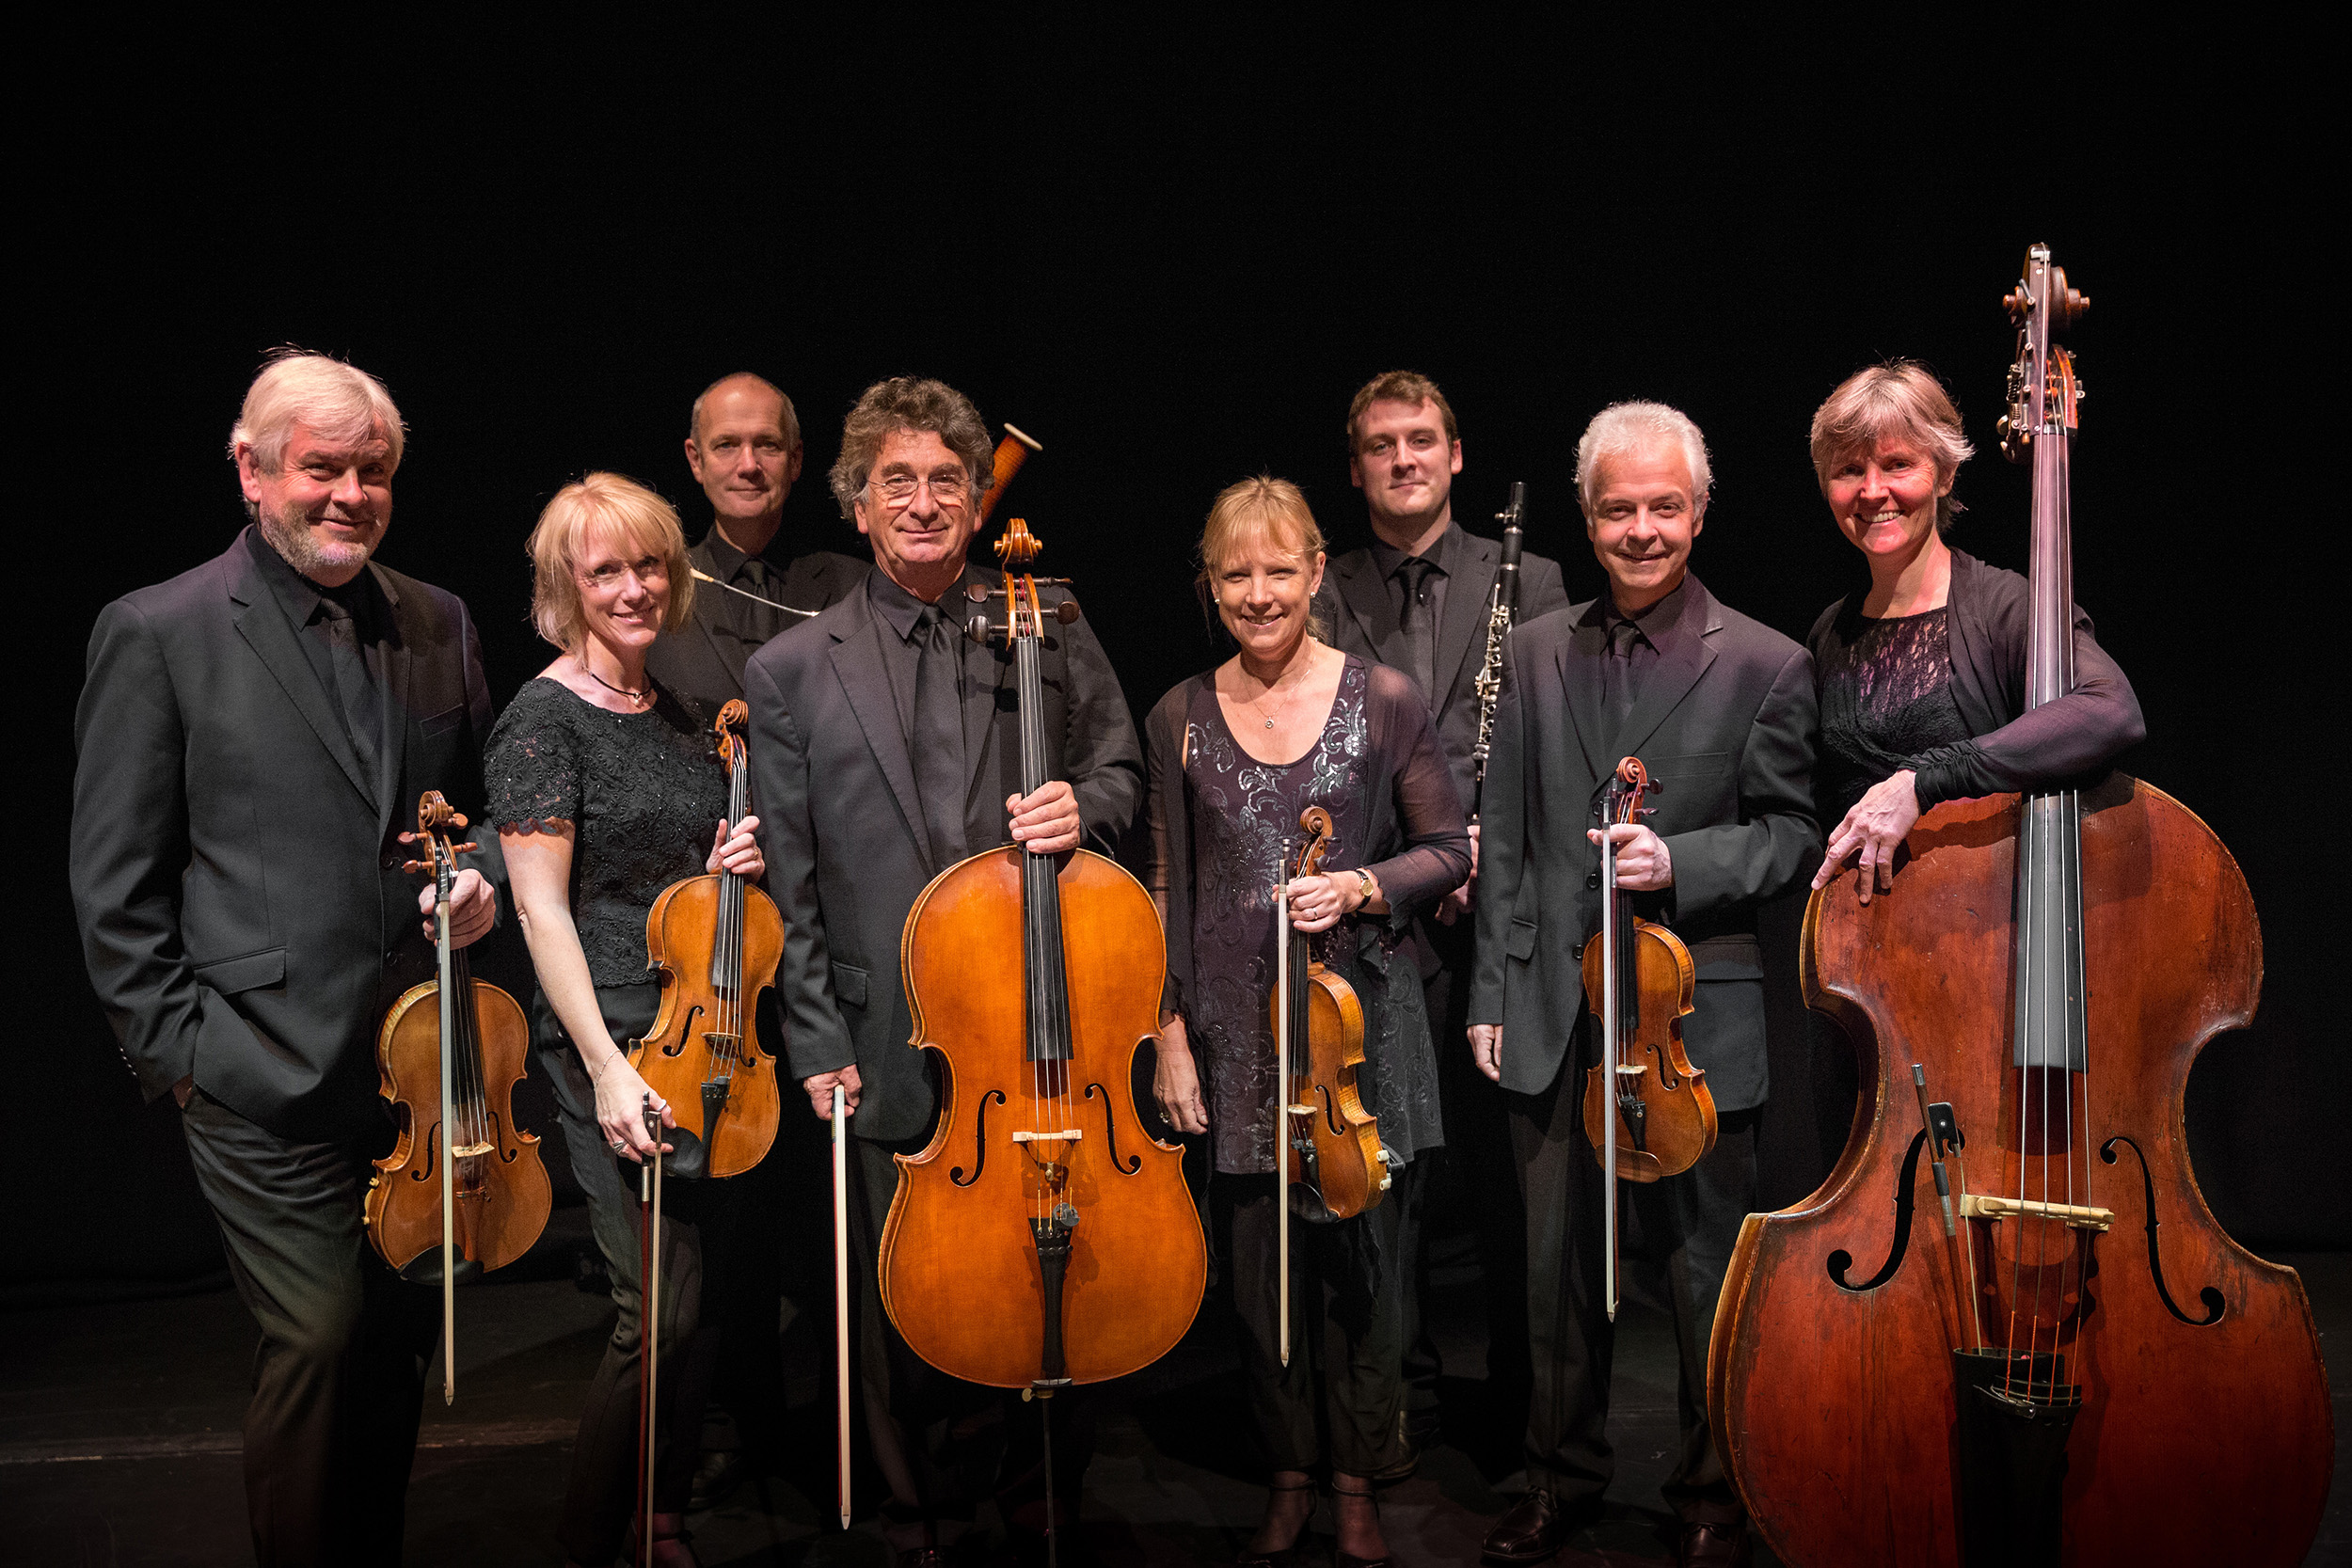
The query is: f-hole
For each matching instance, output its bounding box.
[1828,1128,1927,1292]
[661,1005,703,1058]
[2102,1135,2225,1327]
[1648,1040,1682,1089]
[952,1090,1007,1187]
[1087,1083,1139,1174]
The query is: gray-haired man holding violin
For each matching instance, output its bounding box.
[70,351,500,1567]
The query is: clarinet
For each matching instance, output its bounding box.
[1469,481,1526,821]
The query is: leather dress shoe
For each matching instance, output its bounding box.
[1482,1487,1582,1563]
[1676,1517,1750,1568]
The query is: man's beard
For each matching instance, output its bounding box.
[258,498,378,580]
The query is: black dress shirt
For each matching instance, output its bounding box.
[1596,578,1688,747]
[245,527,389,803]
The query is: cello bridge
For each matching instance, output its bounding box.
[449,1141,496,1158]
[1009,1129,1084,1144]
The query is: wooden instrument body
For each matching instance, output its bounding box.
[631,870,785,1179]
[1272,954,1384,1220]
[1708,781,2330,1566]
[1578,915,1714,1182]
[366,974,551,1275]
[881,844,1206,1387]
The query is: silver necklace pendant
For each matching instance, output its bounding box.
[1264,718,1276,729]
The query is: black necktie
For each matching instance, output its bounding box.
[1603,618,1645,736]
[1397,557,1438,702]
[914,606,968,867]
[317,594,381,795]
[740,557,777,602]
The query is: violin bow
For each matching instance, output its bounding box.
[641,1094,662,1568]
[1599,789,1621,1323]
[1274,858,1292,1370]
[833,1083,852,1530]
[432,824,460,1402]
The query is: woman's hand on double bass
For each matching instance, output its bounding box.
[1152,1014,1210,1135]
[1813,768,1921,904]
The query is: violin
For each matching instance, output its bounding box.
[1273,805,1389,1225]
[1578,755,1716,1320]
[366,791,552,1403]
[880,517,1206,1399]
[1709,247,2331,1566]
[629,699,783,1180]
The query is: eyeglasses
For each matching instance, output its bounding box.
[578,556,668,592]
[868,470,972,507]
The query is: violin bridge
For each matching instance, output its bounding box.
[1284,1101,1318,1116]
[449,1141,495,1158]
[1613,1063,1648,1079]
[1960,1194,2114,1231]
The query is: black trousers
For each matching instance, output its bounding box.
[1405,912,1531,1418]
[180,1087,440,1568]
[540,984,739,1563]
[1217,1165,1414,1479]
[1508,1042,1758,1523]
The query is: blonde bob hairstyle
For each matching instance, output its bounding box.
[1809,362,1975,533]
[526,473,695,651]
[1197,476,1328,641]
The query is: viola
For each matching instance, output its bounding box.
[1579,755,1716,1320]
[629,699,783,1180]
[366,790,552,1402]
[880,517,1206,1397]
[1708,246,2331,1566]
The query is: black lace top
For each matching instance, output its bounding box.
[485,677,730,988]
[1816,606,1974,817]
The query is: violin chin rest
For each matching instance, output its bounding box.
[398,1252,485,1288]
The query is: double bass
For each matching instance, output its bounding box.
[880,518,1206,1552]
[366,791,552,1402]
[1579,755,1715,1321]
[1708,246,2331,1565]
[628,699,783,1180]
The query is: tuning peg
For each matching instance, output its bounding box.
[965,582,993,603]
[964,615,1000,645]
[1053,597,1082,625]
[452,840,480,854]
[402,859,431,875]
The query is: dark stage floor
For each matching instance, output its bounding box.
[8,1217,2346,1567]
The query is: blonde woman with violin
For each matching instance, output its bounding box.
[1146,477,1470,1568]
[486,473,764,1568]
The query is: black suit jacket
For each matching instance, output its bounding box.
[1313,526,1570,810]
[72,528,501,1140]
[744,564,1144,1143]
[1468,575,1818,1107]
[643,531,869,714]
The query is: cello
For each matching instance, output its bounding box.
[1579,755,1715,1321]
[629,698,783,1180]
[880,518,1207,1550]
[1269,806,1391,1363]
[1708,246,2331,1565]
[366,791,552,1403]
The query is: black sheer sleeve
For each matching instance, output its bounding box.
[1360,665,1471,918]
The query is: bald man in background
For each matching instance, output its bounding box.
[643,372,866,1510]
[645,372,868,714]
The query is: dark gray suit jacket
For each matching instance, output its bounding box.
[72,528,501,1140]
[744,564,1144,1143]
[1312,525,1569,812]
[1468,575,1818,1108]
[644,531,869,715]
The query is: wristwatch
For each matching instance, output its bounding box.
[1353,867,1376,904]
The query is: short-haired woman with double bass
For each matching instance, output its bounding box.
[1147,477,1470,1568]
[1804,361,2144,896]
[487,472,766,1568]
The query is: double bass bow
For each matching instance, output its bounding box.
[1708,246,2331,1566]
[1579,756,1715,1321]
[1269,806,1391,1364]
[366,791,552,1403]
[628,699,783,1180]
[881,517,1206,1561]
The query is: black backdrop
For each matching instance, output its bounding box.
[18,36,2339,1302]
